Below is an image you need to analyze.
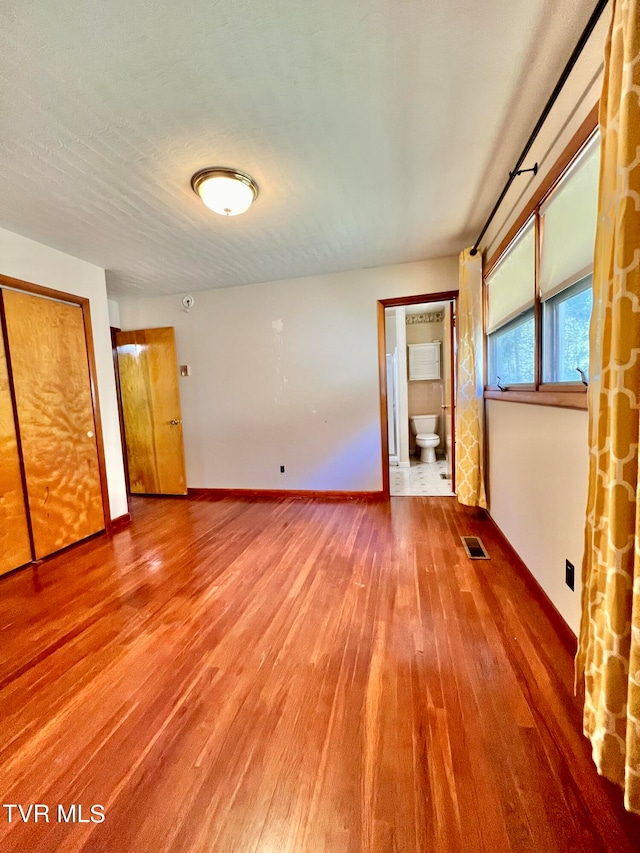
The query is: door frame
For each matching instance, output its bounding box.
[377,290,458,499]
[110,326,131,500]
[0,272,111,530]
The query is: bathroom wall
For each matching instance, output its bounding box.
[405,317,444,346]
[406,313,445,454]
[408,381,443,419]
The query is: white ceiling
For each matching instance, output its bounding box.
[0,1,598,297]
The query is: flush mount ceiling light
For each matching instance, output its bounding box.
[191,167,259,216]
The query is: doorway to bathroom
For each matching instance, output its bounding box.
[378,291,458,498]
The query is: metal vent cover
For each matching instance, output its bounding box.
[461,536,490,559]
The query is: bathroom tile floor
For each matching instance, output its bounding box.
[390,457,455,497]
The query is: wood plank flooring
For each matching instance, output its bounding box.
[0,495,638,852]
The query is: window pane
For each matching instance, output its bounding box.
[543,277,592,382]
[488,310,535,385]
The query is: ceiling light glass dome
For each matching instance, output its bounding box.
[191,168,259,216]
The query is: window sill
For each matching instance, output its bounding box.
[538,382,587,393]
[484,388,587,410]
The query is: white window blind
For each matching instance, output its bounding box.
[486,218,535,334]
[539,134,600,301]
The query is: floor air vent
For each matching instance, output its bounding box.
[461,536,490,559]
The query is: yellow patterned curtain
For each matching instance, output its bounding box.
[455,249,487,508]
[576,0,640,815]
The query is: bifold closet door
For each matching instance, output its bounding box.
[2,289,105,559]
[0,322,31,575]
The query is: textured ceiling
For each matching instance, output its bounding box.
[1,1,599,296]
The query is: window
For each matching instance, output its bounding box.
[543,274,592,382]
[483,128,599,405]
[539,134,598,385]
[486,218,535,386]
[489,309,535,385]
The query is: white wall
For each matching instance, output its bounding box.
[107,298,121,328]
[486,402,588,634]
[483,7,608,257]
[394,306,410,467]
[385,310,396,355]
[481,9,608,634]
[118,257,457,491]
[0,226,128,520]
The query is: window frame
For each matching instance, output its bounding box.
[541,273,592,385]
[487,306,536,389]
[482,105,598,411]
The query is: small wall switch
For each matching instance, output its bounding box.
[180,365,191,377]
[565,560,575,591]
[280,465,285,473]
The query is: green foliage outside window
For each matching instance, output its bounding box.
[488,311,535,385]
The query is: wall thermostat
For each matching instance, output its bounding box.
[182,295,195,309]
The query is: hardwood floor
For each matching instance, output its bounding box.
[0,495,638,852]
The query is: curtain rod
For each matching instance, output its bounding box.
[469,0,609,256]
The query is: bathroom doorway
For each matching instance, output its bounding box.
[378,292,458,498]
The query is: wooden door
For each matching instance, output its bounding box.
[0,320,32,575]
[115,328,187,495]
[2,289,105,559]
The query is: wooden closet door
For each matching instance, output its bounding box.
[2,289,105,558]
[0,321,32,575]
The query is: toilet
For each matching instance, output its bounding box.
[410,414,440,464]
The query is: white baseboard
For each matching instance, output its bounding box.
[398,461,411,469]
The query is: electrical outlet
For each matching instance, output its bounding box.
[565,559,575,591]
[280,465,285,473]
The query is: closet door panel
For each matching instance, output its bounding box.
[2,289,105,558]
[0,321,31,575]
